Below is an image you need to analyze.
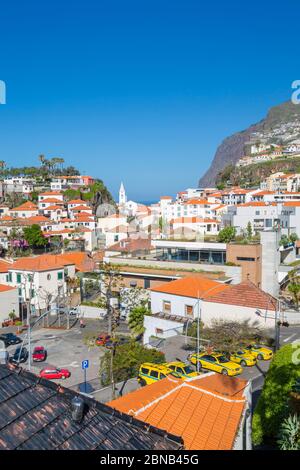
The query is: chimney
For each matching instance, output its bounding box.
[71,396,85,423]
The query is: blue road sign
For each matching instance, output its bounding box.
[82,359,89,370]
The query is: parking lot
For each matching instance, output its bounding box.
[3,320,300,405]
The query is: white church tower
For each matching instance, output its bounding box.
[119,182,127,205]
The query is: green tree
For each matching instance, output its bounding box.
[289,233,299,243]
[217,226,236,243]
[128,305,150,336]
[23,224,47,247]
[246,221,253,240]
[288,283,300,308]
[99,341,165,385]
[252,344,300,446]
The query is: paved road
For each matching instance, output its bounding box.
[5,319,300,407]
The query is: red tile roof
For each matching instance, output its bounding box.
[108,237,154,253]
[107,373,248,450]
[204,281,277,310]
[0,260,12,273]
[0,284,16,293]
[10,201,38,212]
[151,276,229,299]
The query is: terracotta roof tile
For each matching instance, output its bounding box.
[204,280,277,311]
[107,374,248,450]
[151,276,229,299]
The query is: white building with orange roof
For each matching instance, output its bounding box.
[261,172,300,192]
[221,187,257,206]
[223,201,281,234]
[97,214,127,231]
[5,254,77,313]
[107,372,252,450]
[9,201,38,219]
[144,276,280,345]
[69,204,93,219]
[38,197,64,211]
[42,205,67,221]
[38,191,64,203]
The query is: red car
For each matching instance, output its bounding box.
[95,333,111,346]
[39,368,71,380]
[32,346,47,362]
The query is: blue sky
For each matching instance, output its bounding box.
[0,1,300,201]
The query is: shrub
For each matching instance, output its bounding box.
[252,344,300,446]
[277,414,300,450]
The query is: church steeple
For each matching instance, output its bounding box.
[119,182,127,205]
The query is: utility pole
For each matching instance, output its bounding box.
[197,291,201,373]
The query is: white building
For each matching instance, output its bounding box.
[5,254,76,314]
[119,182,127,206]
[0,285,20,325]
[144,276,278,345]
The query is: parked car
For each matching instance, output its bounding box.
[10,346,29,364]
[40,367,71,380]
[0,333,22,347]
[95,333,111,346]
[138,362,179,386]
[68,306,80,317]
[244,344,273,361]
[188,352,243,376]
[164,361,200,378]
[229,349,257,367]
[32,346,47,362]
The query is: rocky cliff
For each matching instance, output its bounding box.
[199,101,300,187]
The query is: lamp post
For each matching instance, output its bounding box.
[193,283,227,373]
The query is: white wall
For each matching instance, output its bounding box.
[0,288,19,324]
[143,315,184,345]
[151,291,201,319]
[201,301,275,328]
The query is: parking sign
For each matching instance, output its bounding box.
[82,359,89,370]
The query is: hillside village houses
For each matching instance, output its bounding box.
[0,173,299,329]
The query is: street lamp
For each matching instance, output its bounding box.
[192,283,228,372]
[255,294,287,352]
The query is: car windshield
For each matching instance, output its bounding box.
[182,366,194,374]
[217,356,229,363]
[237,351,244,355]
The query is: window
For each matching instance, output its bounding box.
[185,305,194,316]
[141,368,149,375]
[144,279,150,289]
[16,274,21,283]
[162,301,171,313]
[149,370,159,378]
[8,273,12,282]
[236,257,255,262]
[31,289,35,298]
[47,274,51,280]
[57,272,63,280]
[160,373,167,379]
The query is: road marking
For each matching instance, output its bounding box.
[283,333,297,343]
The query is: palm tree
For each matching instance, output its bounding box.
[38,154,46,166]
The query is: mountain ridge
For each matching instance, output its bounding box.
[199,101,300,187]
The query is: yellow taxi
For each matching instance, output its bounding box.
[164,361,200,378]
[138,363,179,386]
[244,344,273,361]
[188,352,243,376]
[229,349,257,367]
